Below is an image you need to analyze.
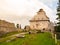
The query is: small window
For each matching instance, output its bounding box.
[43,28,45,30]
[49,29,51,32]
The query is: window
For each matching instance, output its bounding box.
[43,28,45,30]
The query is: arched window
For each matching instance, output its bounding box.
[43,28,45,30]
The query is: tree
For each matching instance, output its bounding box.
[19,24,21,29]
[56,0,60,32]
[16,24,19,28]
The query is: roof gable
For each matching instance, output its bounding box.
[30,9,49,21]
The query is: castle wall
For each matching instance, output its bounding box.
[30,21,50,30]
[0,20,17,33]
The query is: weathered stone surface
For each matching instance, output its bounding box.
[29,9,54,32]
[24,25,30,32]
[0,20,17,33]
[15,34,25,38]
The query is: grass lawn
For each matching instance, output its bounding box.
[0,31,21,38]
[0,31,22,42]
[0,32,55,45]
[57,40,60,45]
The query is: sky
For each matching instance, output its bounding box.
[0,0,58,28]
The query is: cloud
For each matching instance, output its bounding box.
[0,0,57,28]
[40,0,57,3]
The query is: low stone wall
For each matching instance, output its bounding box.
[0,20,17,33]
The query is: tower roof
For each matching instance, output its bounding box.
[30,9,50,22]
[38,9,44,12]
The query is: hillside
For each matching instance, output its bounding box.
[0,32,55,45]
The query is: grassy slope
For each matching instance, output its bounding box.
[0,31,21,38]
[0,31,22,42]
[57,40,60,45]
[0,32,55,45]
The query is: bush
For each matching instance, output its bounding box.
[0,31,7,37]
[55,26,60,32]
[37,30,41,33]
[57,33,60,39]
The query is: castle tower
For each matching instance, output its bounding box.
[29,9,51,32]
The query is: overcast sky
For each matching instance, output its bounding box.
[0,0,58,28]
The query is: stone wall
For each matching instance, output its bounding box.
[30,21,50,30]
[0,20,17,33]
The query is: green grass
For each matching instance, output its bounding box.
[57,40,60,45]
[0,32,55,45]
[0,31,21,38]
[0,31,22,42]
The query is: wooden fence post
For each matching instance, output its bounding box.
[55,34,57,45]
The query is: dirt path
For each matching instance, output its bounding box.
[0,32,28,42]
